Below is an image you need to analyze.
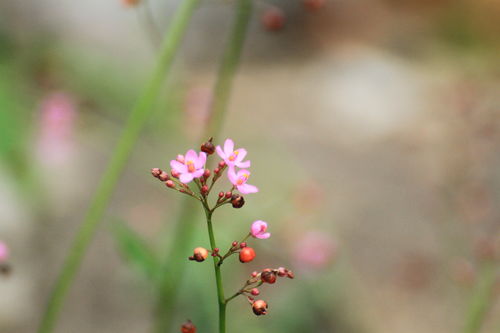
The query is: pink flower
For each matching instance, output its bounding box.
[0,242,9,262]
[170,149,207,184]
[228,168,258,194]
[216,139,251,168]
[294,231,337,271]
[250,220,270,239]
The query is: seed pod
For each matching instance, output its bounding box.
[261,270,277,284]
[201,138,215,155]
[190,247,209,262]
[231,194,245,208]
[239,247,256,263]
[252,300,268,316]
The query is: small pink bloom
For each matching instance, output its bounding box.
[294,231,337,271]
[250,220,270,239]
[228,167,258,194]
[216,139,251,168]
[0,242,9,262]
[170,149,207,184]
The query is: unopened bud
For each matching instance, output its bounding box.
[159,172,170,182]
[218,160,226,168]
[240,242,247,248]
[250,288,260,296]
[277,267,287,277]
[171,170,180,179]
[180,319,196,333]
[201,185,209,195]
[225,191,232,199]
[231,194,245,208]
[261,270,277,284]
[151,168,162,178]
[214,167,220,174]
[252,300,268,316]
[286,270,295,279]
[201,138,215,155]
[232,241,238,247]
[165,180,175,188]
[203,169,211,178]
[218,191,225,198]
[251,271,258,278]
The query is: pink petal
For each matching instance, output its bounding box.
[195,152,207,169]
[223,138,234,155]
[179,173,194,183]
[216,146,226,159]
[256,232,271,239]
[185,149,198,162]
[237,169,251,178]
[170,160,187,173]
[0,242,9,261]
[236,160,251,168]
[238,183,258,194]
[235,148,247,162]
[192,169,204,178]
[227,166,238,185]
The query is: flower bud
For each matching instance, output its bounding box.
[189,247,209,262]
[159,172,170,182]
[225,191,232,199]
[201,138,215,155]
[277,267,287,277]
[251,271,258,278]
[201,185,209,196]
[231,194,245,208]
[203,169,211,178]
[261,270,277,284]
[165,180,175,188]
[261,8,285,31]
[214,167,220,174]
[232,241,238,247]
[239,247,256,263]
[181,319,196,333]
[287,270,295,279]
[171,170,180,179]
[151,168,162,178]
[219,191,225,198]
[252,300,268,316]
[240,242,247,248]
[218,160,226,168]
[250,288,260,296]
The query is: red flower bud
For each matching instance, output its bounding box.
[201,185,209,195]
[225,191,232,199]
[250,288,260,296]
[203,169,211,178]
[218,160,226,168]
[171,170,180,179]
[181,319,196,333]
[232,241,238,247]
[277,267,287,277]
[218,191,225,198]
[214,167,220,174]
[239,247,256,263]
[251,271,258,278]
[165,180,175,188]
[240,242,247,248]
[151,168,162,178]
[159,172,170,182]
[252,300,268,316]
[287,270,295,279]
[261,8,285,32]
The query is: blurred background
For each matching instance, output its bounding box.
[0,0,499,332]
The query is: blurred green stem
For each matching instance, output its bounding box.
[153,0,252,331]
[37,1,200,332]
[463,262,497,333]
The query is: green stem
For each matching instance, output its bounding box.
[463,262,498,333]
[37,1,200,332]
[205,209,227,333]
[153,0,253,331]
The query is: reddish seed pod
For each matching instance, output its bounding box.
[218,160,226,168]
[261,7,285,31]
[181,320,196,333]
[200,138,215,155]
[231,194,245,208]
[240,242,247,248]
[261,270,277,284]
[252,300,268,316]
[159,172,170,182]
[165,180,175,188]
[239,247,256,263]
[250,288,260,296]
[190,247,209,262]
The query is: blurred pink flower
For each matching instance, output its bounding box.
[0,242,9,262]
[228,167,258,194]
[250,220,270,239]
[294,231,337,271]
[37,91,76,165]
[216,139,251,168]
[170,149,206,184]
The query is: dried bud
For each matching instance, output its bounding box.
[190,247,209,262]
[252,300,268,316]
[250,288,260,296]
[166,180,175,188]
[304,0,325,11]
[261,270,277,284]
[261,8,285,31]
[151,168,162,178]
[239,247,256,263]
[201,138,215,155]
[181,320,196,333]
[159,172,170,182]
[240,242,247,248]
[231,194,245,208]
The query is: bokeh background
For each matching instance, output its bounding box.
[0,0,499,332]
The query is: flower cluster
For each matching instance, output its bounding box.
[152,138,293,327]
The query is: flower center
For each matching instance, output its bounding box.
[237,173,249,185]
[228,150,239,161]
[186,161,195,173]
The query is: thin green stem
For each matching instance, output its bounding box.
[37,1,200,332]
[463,262,498,333]
[153,0,253,331]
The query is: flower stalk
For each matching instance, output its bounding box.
[37,1,200,332]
